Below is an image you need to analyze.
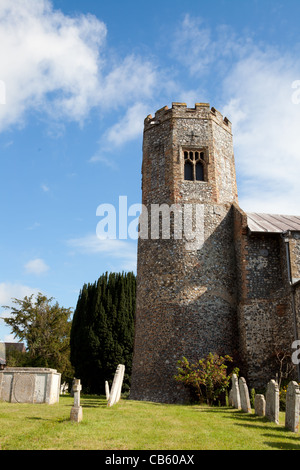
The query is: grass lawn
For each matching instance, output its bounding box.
[0,395,300,450]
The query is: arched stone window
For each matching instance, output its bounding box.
[184,160,193,180]
[184,150,206,181]
[196,161,204,181]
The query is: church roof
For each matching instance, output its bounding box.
[0,342,25,364]
[247,212,300,234]
[4,342,26,353]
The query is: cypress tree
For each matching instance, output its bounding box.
[70,272,136,394]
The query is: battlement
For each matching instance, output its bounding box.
[144,102,231,132]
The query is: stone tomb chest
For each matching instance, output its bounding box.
[0,367,61,404]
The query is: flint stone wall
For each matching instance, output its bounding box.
[0,367,61,404]
[234,210,300,389]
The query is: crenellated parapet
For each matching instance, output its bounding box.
[144,102,232,133]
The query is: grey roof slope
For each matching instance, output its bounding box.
[247,213,300,233]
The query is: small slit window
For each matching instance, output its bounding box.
[183,149,206,182]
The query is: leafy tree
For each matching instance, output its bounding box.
[70,271,136,394]
[2,293,74,383]
[174,353,238,405]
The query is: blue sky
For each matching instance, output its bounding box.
[1,0,300,342]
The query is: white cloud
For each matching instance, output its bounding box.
[0,282,40,317]
[106,102,147,147]
[0,283,39,307]
[98,56,158,108]
[90,101,150,166]
[0,0,158,133]
[0,0,106,130]
[89,153,118,169]
[41,184,50,192]
[172,16,300,215]
[67,234,137,271]
[221,50,300,214]
[172,14,249,77]
[24,258,50,276]
[0,283,41,341]
[172,15,214,75]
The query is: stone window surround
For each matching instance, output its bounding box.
[182,146,209,182]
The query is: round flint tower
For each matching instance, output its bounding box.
[130,102,239,403]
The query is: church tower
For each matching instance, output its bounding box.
[130,102,239,403]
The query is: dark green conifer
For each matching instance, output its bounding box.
[70,272,136,394]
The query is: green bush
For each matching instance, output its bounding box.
[174,353,239,405]
[279,385,287,411]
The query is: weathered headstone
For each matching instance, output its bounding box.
[60,382,69,394]
[230,374,241,409]
[239,377,251,413]
[0,342,6,369]
[265,379,279,424]
[105,380,110,400]
[115,365,125,403]
[285,381,300,433]
[70,378,83,423]
[107,364,125,407]
[254,394,266,416]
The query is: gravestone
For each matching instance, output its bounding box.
[105,381,110,400]
[230,374,241,409]
[60,382,69,394]
[70,378,83,423]
[254,394,266,416]
[107,364,125,407]
[265,379,279,424]
[239,377,251,413]
[0,342,5,369]
[0,367,60,404]
[285,381,300,433]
